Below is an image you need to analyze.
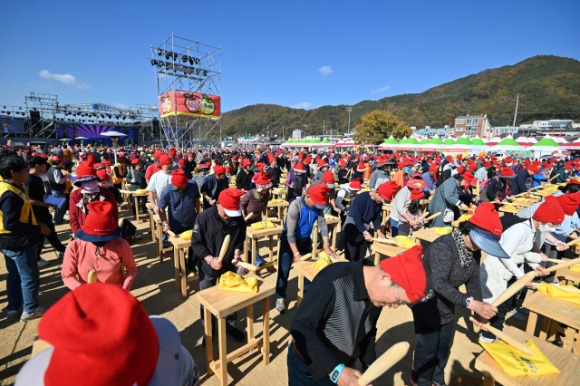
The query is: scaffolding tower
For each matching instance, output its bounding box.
[150,34,221,149]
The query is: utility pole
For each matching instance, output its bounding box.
[347,106,352,136]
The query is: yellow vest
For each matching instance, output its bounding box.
[0,182,38,233]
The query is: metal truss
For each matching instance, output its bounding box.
[150,34,222,150]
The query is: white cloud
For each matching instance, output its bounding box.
[292,102,312,110]
[371,85,391,94]
[39,70,90,89]
[318,66,333,75]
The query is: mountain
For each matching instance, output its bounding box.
[221,55,580,138]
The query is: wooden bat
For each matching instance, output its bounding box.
[492,271,538,307]
[357,341,410,386]
[414,212,430,223]
[423,212,441,222]
[236,261,258,271]
[545,258,561,264]
[87,269,97,284]
[299,252,313,261]
[469,317,534,355]
[545,256,580,273]
[244,212,254,221]
[373,237,398,245]
[217,234,231,262]
[549,174,560,182]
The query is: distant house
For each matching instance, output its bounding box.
[453,115,492,138]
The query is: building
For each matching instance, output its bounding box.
[453,115,492,138]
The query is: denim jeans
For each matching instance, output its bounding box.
[276,233,312,299]
[390,218,400,237]
[287,343,334,386]
[50,189,67,224]
[412,320,454,386]
[2,245,40,313]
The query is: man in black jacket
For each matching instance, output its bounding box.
[510,165,539,195]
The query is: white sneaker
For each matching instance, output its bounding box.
[276,298,286,314]
[37,258,49,268]
[21,306,47,322]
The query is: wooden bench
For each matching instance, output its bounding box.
[167,232,198,299]
[244,225,283,271]
[371,242,408,265]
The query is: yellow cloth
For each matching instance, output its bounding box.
[570,264,580,273]
[268,199,284,204]
[536,283,580,306]
[395,236,416,249]
[218,271,258,293]
[134,189,148,194]
[180,230,193,240]
[433,226,453,235]
[250,220,276,230]
[502,204,517,211]
[313,251,331,270]
[480,339,559,376]
[457,214,472,222]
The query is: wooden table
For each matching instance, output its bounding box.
[271,188,287,201]
[197,279,275,386]
[267,200,289,222]
[475,326,580,386]
[412,227,441,245]
[168,233,198,299]
[118,189,149,222]
[523,289,580,353]
[556,265,580,286]
[312,215,341,251]
[371,242,407,265]
[498,206,521,214]
[153,212,173,262]
[293,255,347,305]
[244,225,283,270]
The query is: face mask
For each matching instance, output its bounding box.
[81,180,99,194]
[538,223,557,233]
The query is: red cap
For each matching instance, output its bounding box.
[567,179,580,186]
[213,165,225,175]
[349,178,361,190]
[74,161,97,185]
[178,158,186,165]
[410,188,424,201]
[159,155,172,166]
[78,201,119,241]
[498,167,516,178]
[380,245,426,303]
[293,162,306,173]
[308,184,331,206]
[322,170,335,184]
[468,202,503,236]
[556,192,580,216]
[529,165,540,174]
[171,168,188,188]
[533,195,565,224]
[218,188,245,217]
[241,158,251,168]
[357,162,366,172]
[377,181,399,201]
[429,164,438,173]
[339,158,347,168]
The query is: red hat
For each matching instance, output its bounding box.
[468,162,478,171]
[159,155,172,166]
[303,156,312,165]
[213,165,225,175]
[51,155,64,163]
[349,178,361,191]
[29,284,159,386]
[318,159,329,169]
[380,245,426,303]
[533,195,565,224]
[498,167,516,179]
[255,172,273,191]
[377,181,399,202]
[308,184,331,207]
[483,161,491,168]
[77,201,120,242]
[153,151,163,160]
[96,168,109,181]
[118,152,125,159]
[504,156,513,164]
[339,158,347,168]
[529,165,540,174]
[177,158,186,166]
[429,164,438,173]
[256,162,266,172]
[322,170,335,184]
[469,202,503,236]
[567,179,580,186]
[356,162,366,172]
[168,148,177,157]
[197,162,209,170]
[171,168,188,188]
[410,188,424,201]
[293,162,306,173]
[445,155,453,163]
[130,157,141,165]
[407,174,426,190]
[74,161,98,186]
[241,158,251,168]
[218,188,245,217]
[463,171,476,185]
[456,166,465,175]
[556,192,580,216]
[298,151,305,159]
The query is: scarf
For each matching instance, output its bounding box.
[451,229,474,268]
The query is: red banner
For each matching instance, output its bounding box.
[158,90,221,119]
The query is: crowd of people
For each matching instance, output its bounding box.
[2,140,580,385]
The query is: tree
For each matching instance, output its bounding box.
[352,110,411,144]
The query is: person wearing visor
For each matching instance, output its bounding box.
[275,184,338,314]
[410,203,501,386]
[479,196,562,341]
[341,180,398,261]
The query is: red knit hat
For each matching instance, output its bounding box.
[96,168,109,181]
[556,192,580,216]
[468,202,503,236]
[74,161,98,186]
[318,159,329,169]
[168,148,177,158]
[529,165,540,174]
[241,158,251,168]
[293,162,306,173]
[407,175,426,190]
[77,201,120,242]
[567,179,580,186]
[377,181,399,202]
[171,168,188,188]
[349,178,361,191]
[357,162,366,172]
[380,245,426,303]
[533,195,565,224]
[410,188,424,201]
[429,164,438,173]
[498,167,516,179]
[254,172,272,191]
[153,151,163,160]
[339,158,347,168]
[177,158,186,166]
[308,184,331,207]
[322,170,335,184]
[31,284,159,386]
[218,188,245,217]
[213,165,225,175]
[159,155,172,166]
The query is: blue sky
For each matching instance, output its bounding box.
[1,0,579,114]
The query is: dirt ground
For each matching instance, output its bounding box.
[0,206,522,385]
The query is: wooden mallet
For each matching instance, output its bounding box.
[217,234,231,262]
[422,212,441,223]
[469,317,534,355]
[244,212,254,222]
[373,237,398,245]
[357,341,410,386]
[299,252,313,261]
[236,261,258,271]
[87,269,97,284]
[415,211,430,223]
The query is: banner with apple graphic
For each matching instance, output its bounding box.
[158,90,221,119]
